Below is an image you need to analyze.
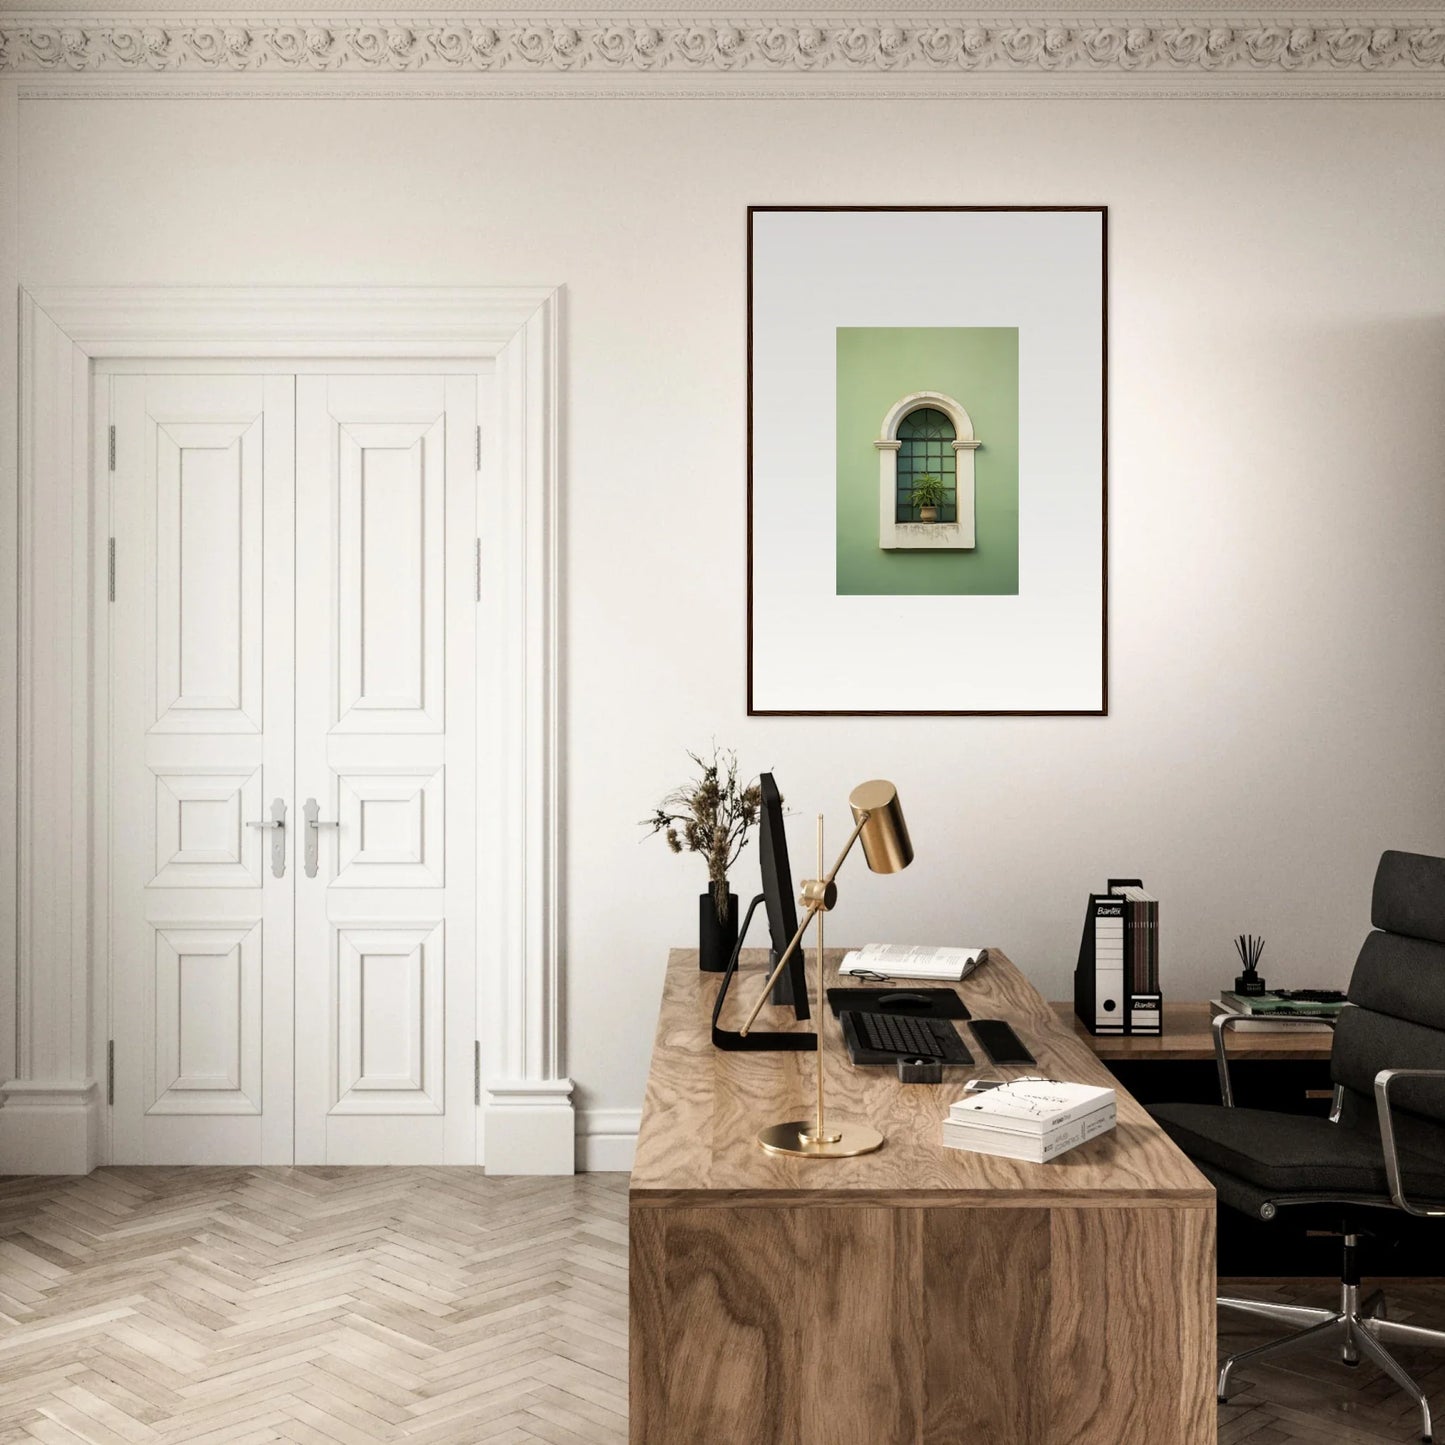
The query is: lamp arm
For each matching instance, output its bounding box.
[820,811,870,890]
[737,811,871,1037]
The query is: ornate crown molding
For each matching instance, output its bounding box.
[3,13,1445,82]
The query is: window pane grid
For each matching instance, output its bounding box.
[895,407,957,523]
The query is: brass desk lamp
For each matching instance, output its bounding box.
[738,779,913,1158]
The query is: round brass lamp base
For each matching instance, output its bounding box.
[757,1119,884,1158]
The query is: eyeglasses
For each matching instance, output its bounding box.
[847,957,987,986]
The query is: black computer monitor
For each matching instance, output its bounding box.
[758,773,810,1021]
[709,771,815,1051]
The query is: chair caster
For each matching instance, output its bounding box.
[1343,1358,1360,1368]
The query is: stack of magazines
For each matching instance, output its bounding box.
[941,1079,1117,1163]
[1210,989,1345,1033]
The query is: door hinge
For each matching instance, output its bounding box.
[474,538,482,602]
[473,1041,481,1106]
[106,1040,115,1106]
[107,538,116,602]
[475,424,482,472]
[107,425,116,472]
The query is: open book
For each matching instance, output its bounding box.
[838,943,986,982]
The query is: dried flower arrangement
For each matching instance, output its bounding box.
[643,746,763,923]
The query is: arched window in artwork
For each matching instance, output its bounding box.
[874,391,981,551]
[895,407,957,524]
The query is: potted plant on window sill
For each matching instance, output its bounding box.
[912,474,947,523]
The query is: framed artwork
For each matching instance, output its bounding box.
[747,205,1108,716]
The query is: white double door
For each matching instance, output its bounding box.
[108,367,483,1165]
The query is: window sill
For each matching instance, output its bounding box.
[881,522,975,551]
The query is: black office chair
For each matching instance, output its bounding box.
[1150,850,1445,1443]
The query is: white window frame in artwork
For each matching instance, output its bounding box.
[875,390,980,551]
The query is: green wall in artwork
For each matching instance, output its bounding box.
[836,327,1019,596]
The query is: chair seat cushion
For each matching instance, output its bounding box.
[1149,1102,1445,1198]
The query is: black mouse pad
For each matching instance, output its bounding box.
[826,987,970,1021]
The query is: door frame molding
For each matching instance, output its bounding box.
[3,285,572,1175]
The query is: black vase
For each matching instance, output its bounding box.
[699,888,740,972]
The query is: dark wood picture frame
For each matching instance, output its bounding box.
[746,204,1109,717]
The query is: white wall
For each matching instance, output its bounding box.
[14,95,1445,1149]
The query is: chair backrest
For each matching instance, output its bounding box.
[1331,851,1445,1157]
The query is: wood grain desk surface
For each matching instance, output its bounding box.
[630,948,1212,1207]
[1053,999,1334,1062]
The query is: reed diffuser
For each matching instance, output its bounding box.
[1233,933,1267,996]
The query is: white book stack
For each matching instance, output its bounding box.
[942,1080,1117,1164]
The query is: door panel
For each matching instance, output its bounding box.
[333,921,445,1114]
[153,422,264,731]
[150,922,262,1114]
[335,420,445,732]
[110,374,295,1164]
[294,374,477,1164]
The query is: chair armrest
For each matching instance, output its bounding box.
[1213,1010,1338,1108]
[1374,1068,1445,1217]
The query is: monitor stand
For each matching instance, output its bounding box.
[711,895,817,1053]
[770,951,801,1008]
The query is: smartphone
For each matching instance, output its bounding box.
[970,1019,1036,1066]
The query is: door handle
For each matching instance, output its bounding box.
[303,797,340,879]
[246,797,288,879]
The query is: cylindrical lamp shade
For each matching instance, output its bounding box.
[848,780,913,874]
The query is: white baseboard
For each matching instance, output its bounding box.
[483,1079,576,1175]
[576,1108,639,1173]
[0,1080,638,1177]
[0,1080,102,1175]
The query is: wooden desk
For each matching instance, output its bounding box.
[1057,999,1362,1280]
[630,949,1216,1445]
[1052,1000,1334,1063]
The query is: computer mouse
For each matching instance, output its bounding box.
[878,992,932,1010]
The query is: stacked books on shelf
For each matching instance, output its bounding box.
[941,1079,1117,1163]
[1210,989,1346,1033]
[1074,877,1162,1036]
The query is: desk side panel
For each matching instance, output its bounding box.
[629,1200,1212,1445]
[922,1206,1051,1445]
[634,1203,802,1443]
[1049,1205,1216,1445]
[628,1206,667,1444]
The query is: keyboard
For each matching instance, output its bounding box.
[841,1010,974,1066]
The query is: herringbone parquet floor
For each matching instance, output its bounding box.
[1,1168,1442,1443]
[0,1169,628,1444]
